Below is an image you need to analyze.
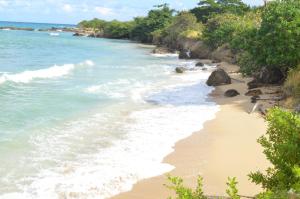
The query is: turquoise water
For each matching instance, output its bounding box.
[0,22,218,199]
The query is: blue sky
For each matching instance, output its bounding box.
[0,0,263,24]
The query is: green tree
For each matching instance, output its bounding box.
[130,4,174,43]
[103,20,134,39]
[247,0,300,72]
[190,0,249,23]
[249,108,300,191]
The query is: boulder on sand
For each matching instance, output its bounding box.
[206,69,231,86]
[245,89,263,96]
[225,89,240,97]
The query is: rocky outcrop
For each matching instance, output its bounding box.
[211,44,236,64]
[225,89,240,97]
[189,41,211,59]
[245,89,263,96]
[175,67,187,73]
[206,69,231,86]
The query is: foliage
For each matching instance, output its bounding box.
[165,175,207,199]
[284,65,300,106]
[249,107,300,191]
[246,0,300,71]
[130,4,174,43]
[159,12,204,49]
[203,11,260,50]
[103,20,133,39]
[226,177,240,199]
[190,0,250,23]
[78,18,107,30]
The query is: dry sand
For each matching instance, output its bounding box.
[112,62,270,199]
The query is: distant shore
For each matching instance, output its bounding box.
[112,60,271,199]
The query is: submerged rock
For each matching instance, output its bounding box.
[225,89,240,97]
[245,89,263,96]
[206,69,231,86]
[152,47,172,54]
[175,67,187,73]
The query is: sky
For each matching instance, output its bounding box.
[0,0,264,25]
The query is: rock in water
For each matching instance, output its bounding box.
[195,62,204,67]
[206,69,231,86]
[245,89,263,96]
[179,50,190,59]
[224,89,240,97]
[175,67,187,74]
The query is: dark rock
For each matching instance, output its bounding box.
[206,69,231,86]
[245,89,263,96]
[212,59,221,64]
[225,89,240,97]
[196,62,205,67]
[256,67,285,84]
[179,49,190,59]
[202,67,208,71]
[247,80,263,89]
[251,96,261,103]
[175,67,187,74]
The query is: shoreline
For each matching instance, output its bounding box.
[111,61,270,199]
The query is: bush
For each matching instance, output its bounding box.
[249,107,300,191]
[284,65,300,106]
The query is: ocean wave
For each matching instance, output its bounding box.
[0,60,94,85]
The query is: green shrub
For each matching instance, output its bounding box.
[165,175,207,199]
[249,107,300,191]
[226,177,240,199]
[103,20,134,39]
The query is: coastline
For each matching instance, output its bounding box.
[112,61,270,199]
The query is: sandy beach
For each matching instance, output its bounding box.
[112,62,270,199]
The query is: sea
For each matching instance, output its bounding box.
[0,21,219,199]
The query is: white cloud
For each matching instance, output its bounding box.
[0,0,8,7]
[62,4,73,13]
[94,6,113,15]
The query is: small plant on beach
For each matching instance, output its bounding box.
[249,107,300,191]
[165,175,207,199]
[226,177,240,199]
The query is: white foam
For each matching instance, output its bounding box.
[0,60,94,85]
[151,53,178,58]
[0,61,219,199]
[49,33,59,36]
